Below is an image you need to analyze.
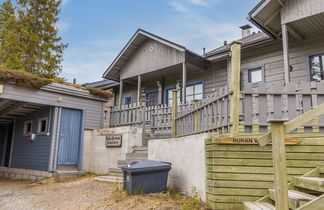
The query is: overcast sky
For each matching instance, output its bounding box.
[58,0,260,84]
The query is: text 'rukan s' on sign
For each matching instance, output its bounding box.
[215,137,301,145]
[105,134,122,147]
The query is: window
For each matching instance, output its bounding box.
[248,67,263,83]
[166,81,204,105]
[23,120,33,136]
[37,117,48,134]
[310,53,324,81]
[124,96,132,105]
[186,83,203,103]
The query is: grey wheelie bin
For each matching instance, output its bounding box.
[121,160,172,195]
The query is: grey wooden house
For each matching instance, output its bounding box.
[0,82,107,179]
[94,0,324,209]
[97,0,324,138]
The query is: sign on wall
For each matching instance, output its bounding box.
[105,134,122,147]
[215,137,301,145]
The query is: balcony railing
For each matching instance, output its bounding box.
[110,81,324,137]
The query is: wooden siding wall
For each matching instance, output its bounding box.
[281,0,324,24]
[114,62,227,107]
[0,84,104,130]
[11,107,53,171]
[205,136,324,210]
[120,39,185,80]
[241,35,324,90]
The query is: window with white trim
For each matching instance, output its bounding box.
[248,67,263,84]
[167,82,204,105]
[23,120,33,136]
[186,83,203,103]
[37,117,48,134]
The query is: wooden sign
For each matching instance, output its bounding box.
[216,137,301,145]
[105,134,122,147]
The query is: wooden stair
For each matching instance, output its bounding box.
[244,167,324,210]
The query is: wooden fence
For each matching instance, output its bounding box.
[110,81,324,137]
[175,86,232,137]
[240,81,324,134]
[110,103,188,132]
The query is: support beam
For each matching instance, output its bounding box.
[229,41,242,137]
[270,120,289,210]
[0,99,11,108]
[287,25,304,41]
[282,24,290,84]
[0,102,25,118]
[137,75,141,103]
[182,62,187,104]
[118,80,123,109]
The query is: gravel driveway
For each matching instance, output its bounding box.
[0,177,114,210]
[0,176,207,210]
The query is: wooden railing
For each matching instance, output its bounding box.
[256,101,324,209]
[110,81,324,137]
[240,81,324,134]
[175,86,232,137]
[110,102,188,132]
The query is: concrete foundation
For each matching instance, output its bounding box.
[148,133,208,201]
[82,127,143,174]
[0,166,53,181]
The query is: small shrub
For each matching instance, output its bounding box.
[181,188,208,210]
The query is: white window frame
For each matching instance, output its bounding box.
[37,117,48,135]
[248,66,264,84]
[23,120,33,136]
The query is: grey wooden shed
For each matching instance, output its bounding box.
[0,82,108,177]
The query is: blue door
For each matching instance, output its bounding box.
[57,108,82,165]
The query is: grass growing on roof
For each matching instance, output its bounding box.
[0,68,113,99]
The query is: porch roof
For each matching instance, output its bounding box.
[0,99,45,124]
[248,0,324,40]
[102,29,207,81]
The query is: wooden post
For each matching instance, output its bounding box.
[157,81,162,105]
[118,79,123,109]
[182,62,187,104]
[194,100,201,133]
[269,120,289,210]
[282,24,290,84]
[171,90,178,137]
[137,75,141,103]
[141,99,146,146]
[229,41,242,137]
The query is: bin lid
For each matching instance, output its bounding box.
[121,160,171,173]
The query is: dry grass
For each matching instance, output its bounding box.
[94,183,209,210]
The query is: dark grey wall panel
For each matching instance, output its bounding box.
[0,124,13,167]
[10,107,53,171]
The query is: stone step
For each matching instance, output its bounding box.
[126,153,148,159]
[293,177,324,193]
[108,168,123,174]
[95,176,123,183]
[268,189,316,209]
[53,171,85,178]
[56,165,78,171]
[243,202,275,210]
[132,147,148,153]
